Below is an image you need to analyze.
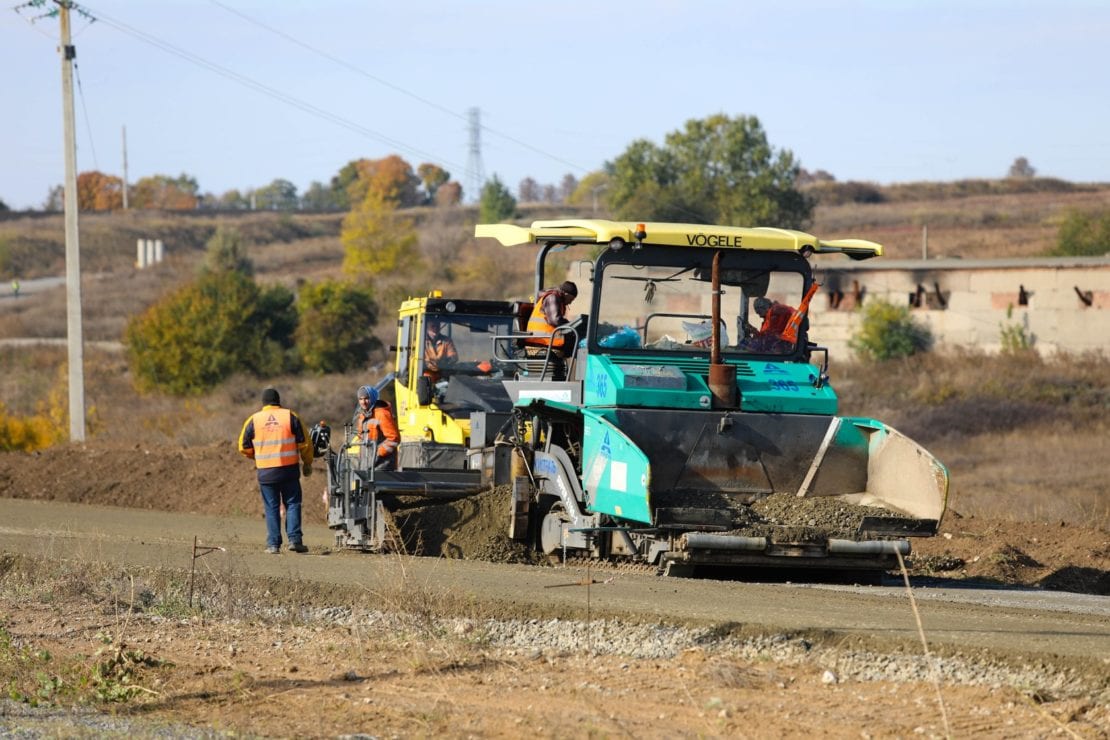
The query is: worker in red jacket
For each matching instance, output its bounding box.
[747,297,795,353]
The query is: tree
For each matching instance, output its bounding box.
[435,181,462,207]
[1008,157,1036,179]
[608,114,813,228]
[0,199,9,213]
[416,163,450,204]
[479,175,516,223]
[558,173,579,203]
[301,180,340,211]
[849,299,933,362]
[131,173,200,210]
[76,170,123,211]
[341,190,421,280]
[294,279,380,373]
[254,178,299,211]
[125,270,296,395]
[518,177,540,203]
[1052,209,1110,257]
[349,155,421,208]
[568,170,612,211]
[43,185,64,212]
[202,227,253,276]
[330,159,364,210]
[218,189,250,210]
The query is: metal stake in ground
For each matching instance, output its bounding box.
[188,536,226,608]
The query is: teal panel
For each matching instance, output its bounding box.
[581,410,653,524]
[737,361,838,415]
[584,354,712,410]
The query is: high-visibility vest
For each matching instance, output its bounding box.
[250,408,299,469]
[525,289,566,349]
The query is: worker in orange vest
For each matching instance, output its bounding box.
[746,297,795,353]
[525,281,578,351]
[238,388,314,554]
[352,385,400,470]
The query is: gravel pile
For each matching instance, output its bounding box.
[284,607,1100,700]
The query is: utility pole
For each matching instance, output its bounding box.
[121,125,129,210]
[59,1,86,442]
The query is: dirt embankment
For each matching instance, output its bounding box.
[0,442,1106,594]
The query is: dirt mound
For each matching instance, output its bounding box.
[389,486,546,565]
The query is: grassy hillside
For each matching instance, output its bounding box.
[1,182,1108,525]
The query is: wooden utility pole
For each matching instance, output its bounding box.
[59,1,86,442]
[121,125,129,210]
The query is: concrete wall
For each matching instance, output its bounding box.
[811,256,1110,357]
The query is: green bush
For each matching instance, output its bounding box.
[125,271,297,395]
[1052,209,1110,257]
[849,299,933,362]
[479,175,517,223]
[202,226,253,275]
[294,279,381,373]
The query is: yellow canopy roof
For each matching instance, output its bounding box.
[475,219,882,259]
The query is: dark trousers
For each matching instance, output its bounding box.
[260,477,303,548]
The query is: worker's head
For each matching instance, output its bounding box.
[559,281,578,303]
[753,297,773,317]
[357,385,378,407]
[426,318,441,336]
[261,387,280,406]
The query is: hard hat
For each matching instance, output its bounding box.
[357,385,378,405]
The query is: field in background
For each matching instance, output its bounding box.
[1,184,1108,524]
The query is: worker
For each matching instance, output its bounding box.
[352,385,400,470]
[523,281,578,379]
[424,318,458,383]
[747,297,795,352]
[10,279,19,298]
[237,387,313,554]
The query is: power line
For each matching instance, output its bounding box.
[72,59,99,170]
[80,2,472,177]
[205,0,591,178]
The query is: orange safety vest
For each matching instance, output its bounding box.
[250,407,299,469]
[525,289,567,349]
[356,404,400,458]
[424,335,458,382]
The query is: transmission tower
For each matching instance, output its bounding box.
[466,107,485,203]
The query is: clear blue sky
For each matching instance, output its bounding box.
[2,0,1107,210]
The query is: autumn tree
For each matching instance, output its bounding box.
[608,113,812,228]
[330,159,363,209]
[341,190,421,280]
[479,175,516,223]
[416,163,450,204]
[131,173,200,210]
[76,170,123,211]
[350,155,421,207]
[435,181,462,207]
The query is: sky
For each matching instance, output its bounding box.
[2,0,1108,210]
